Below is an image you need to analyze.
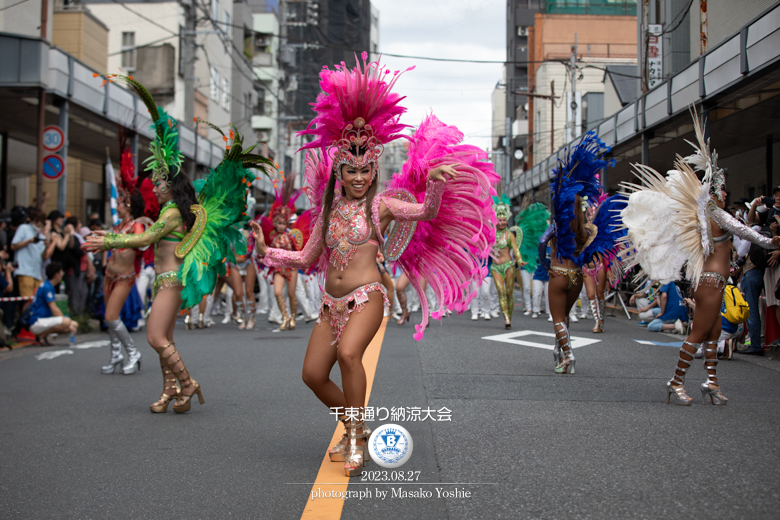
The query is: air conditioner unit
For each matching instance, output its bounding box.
[254,34,269,47]
[517,26,528,37]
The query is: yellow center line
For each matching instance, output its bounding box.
[300,316,389,520]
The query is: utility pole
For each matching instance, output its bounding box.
[183,1,197,178]
[568,34,578,142]
[277,0,288,183]
[36,0,49,209]
[550,80,554,155]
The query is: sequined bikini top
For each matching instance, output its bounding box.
[493,229,508,254]
[326,196,375,271]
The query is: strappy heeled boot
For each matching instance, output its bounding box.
[101,327,124,374]
[553,321,576,374]
[396,290,409,325]
[666,341,696,405]
[150,358,181,413]
[343,418,370,477]
[106,319,141,375]
[153,342,204,413]
[289,294,298,330]
[590,300,603,333]
[245,302,256,330]
[236,301,246,330]
[329,415,373,462]
[598,299,606,323]
[701,340,728,405]
[277,295,291,330]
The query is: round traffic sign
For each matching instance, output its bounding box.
[42,154,65,181]
[42,125,64,153]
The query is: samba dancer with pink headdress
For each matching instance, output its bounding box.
[251,53,498,477]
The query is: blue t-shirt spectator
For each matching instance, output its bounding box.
[657,282,688,322]
[29,280,56,324]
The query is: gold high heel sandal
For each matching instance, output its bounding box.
[150,360,181,413]
[289,295,297,330]
[329,416,372,462]
[277,295,291,331]
[154,342,205,414]
[343,418,370,477]
[396,291,410,325]
[173,378,204,413]
[590,300,603,333]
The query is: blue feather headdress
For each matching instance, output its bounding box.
[551,131,614,263]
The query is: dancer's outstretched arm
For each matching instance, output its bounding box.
[251,218,323,270]
[711,207,780,249]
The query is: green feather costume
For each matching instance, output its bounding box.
[103,75,276,309]
[514,202,550,273]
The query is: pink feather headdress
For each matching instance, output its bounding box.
[298,52,414,172]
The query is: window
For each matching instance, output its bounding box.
[222,78,230,110]
[211,0,219,22]
[121,32,136,71]
[210,67,219,101]
[224,12,231,42]
[254,87,265,115]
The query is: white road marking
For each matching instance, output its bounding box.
[72,340,110,350]
[481,330,601,351]
[35,350,74,360]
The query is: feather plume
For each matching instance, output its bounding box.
[551,131,614,264]
[515,203,550,273]
[385,114,499,340]
[298,52,413,155]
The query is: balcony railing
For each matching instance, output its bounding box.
[544,0,637,16]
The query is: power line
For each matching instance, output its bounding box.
[107,34,178,56]
[109,0,178,37]
[661,0,695,35]
[0,0,29,12]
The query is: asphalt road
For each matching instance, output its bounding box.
[2,306,779,519]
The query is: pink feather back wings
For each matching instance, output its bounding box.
[386,115,499,340]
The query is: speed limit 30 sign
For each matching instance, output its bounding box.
[42,125,65,153]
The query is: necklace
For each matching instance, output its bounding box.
[328,196,370,271]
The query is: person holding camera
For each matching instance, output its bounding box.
[747,189,780,348]
[10,208,52,308]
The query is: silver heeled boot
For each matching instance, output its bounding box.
[666,341,696,405]
[101,326,124,374]
[700,340,728,405]
[107,319,142,375]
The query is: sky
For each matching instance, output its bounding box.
[370,0,505,152]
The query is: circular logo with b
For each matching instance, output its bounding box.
[368,424,413,468]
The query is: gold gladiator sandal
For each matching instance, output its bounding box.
[329,415,373,462]
[701,340,728,405]
[343,418,370,477]
[150,358,181,413]
[277,295,291,331]
[153,342,204,413]
[289,294,297,330]
[396,290,409,325]
[590,300,603,333]
[666,341,696,405]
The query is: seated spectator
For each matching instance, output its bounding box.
[630,280,660,325]
[684,296,745,359]
[28,262,78,344]
[646,281,688,334]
